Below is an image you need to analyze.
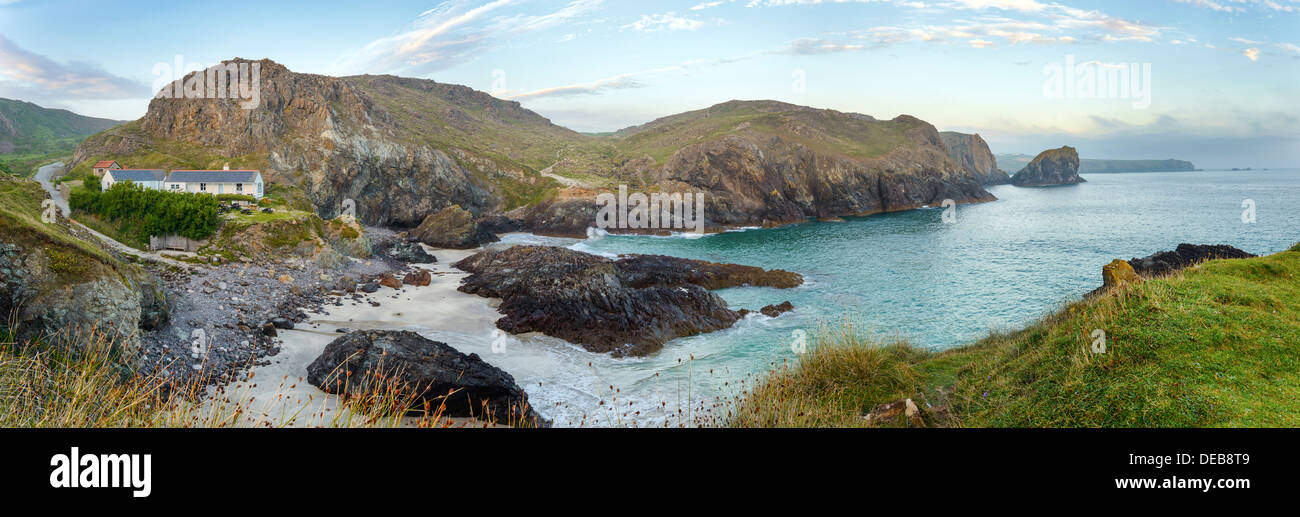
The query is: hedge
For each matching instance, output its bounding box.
[70,182,220,240]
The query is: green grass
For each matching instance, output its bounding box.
[732,244,1300,428]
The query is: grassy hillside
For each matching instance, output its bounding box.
[0,98,123,175]
[732,243,1300,427]
[548,100,928,187]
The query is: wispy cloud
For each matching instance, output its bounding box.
[0,34,148,102]
[331,0,604,75]
[505,57,745,100]
[1243,47,1261,60]
[623,12,712,31]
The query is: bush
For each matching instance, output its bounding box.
[215,194,255,203]
[70,182,220,240]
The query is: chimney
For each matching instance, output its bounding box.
[223,163,230,171]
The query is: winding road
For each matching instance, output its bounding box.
[35,162,196,268]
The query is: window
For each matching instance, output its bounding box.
[170,184,181,191]
[236,183,244,192]
[199,183,207,192]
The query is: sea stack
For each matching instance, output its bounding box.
[1011,146,1084,187]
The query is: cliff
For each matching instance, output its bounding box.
[1011,146,1083,187]
[70,61,995,234]
[70,59,581,227]
[526,101,996,236]
[938,131,1010,185]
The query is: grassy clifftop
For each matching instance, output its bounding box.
[733,243,1300,427]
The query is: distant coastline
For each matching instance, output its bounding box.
[995,154,1195,174]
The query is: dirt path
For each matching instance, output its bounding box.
[37,161,197,269]
[540,162,595,189]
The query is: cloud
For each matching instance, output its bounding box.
[623,12,710,31]
[1244,47,1261,61]
[505,57,745,100]
[774,38,869,54]
[1172,0,1243,13]
[0,34,149,102]
[968,38,994,47]
[331,0,604,75]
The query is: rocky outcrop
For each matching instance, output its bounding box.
[69,59,580,227]
[614,254,802,290]
[453,245,801,357]
[409,205,498,249]
[384,241,436,263]
[307,330,546,426]
[1011,146,1083,187]
[760,301,795,318]
[1128,244,1255,277]
[939,131,1010,185]
[1089,244,1256,296]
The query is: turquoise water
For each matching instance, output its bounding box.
[464,170,1300,426]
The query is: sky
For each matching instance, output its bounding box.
[1,0,1297,167]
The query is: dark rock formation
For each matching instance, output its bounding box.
[385,241,436,263]
[409,205,499,249]
[454,245,801,357]
[939,131,1010,185]
[614,254,803,290]
[1128,244,1255,277]
[306,330,546,426]
[1011,146,1083,187]
[760,301,795,318]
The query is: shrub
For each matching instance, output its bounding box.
[70,182,220,240]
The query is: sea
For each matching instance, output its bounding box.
[418,169,1300,427]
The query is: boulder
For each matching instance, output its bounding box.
[271,317,294,330]
[760,301,795,318]
[403,269,431,287]
[454,245,801,357]
[360,282,380,293]
[306,330,547,426]
[260,322,278,337]
[409,205,499,249]
[377,272,402,289]
[386,241,436,263]
[1011,146,1084,187]
[1101,259,1141,291]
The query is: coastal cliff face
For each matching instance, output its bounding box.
[0,174,168,361]
[524,102,996,236]
[939,131,1010,185]
[70,59,579,227]
[70,62,994,234]
[1011,146,1083,186]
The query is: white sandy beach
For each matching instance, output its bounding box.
[203,247,509,427]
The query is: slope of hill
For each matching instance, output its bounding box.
[0,98,123,175]
[70,60,993,231]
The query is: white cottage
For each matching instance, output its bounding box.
[165,168,265,199]
[101,169,167,191]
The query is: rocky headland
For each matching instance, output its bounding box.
[1010,146,1084,187]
